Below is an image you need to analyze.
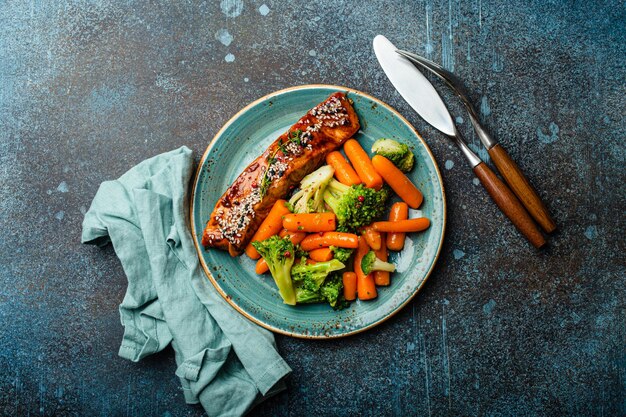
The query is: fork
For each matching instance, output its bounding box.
[396,50,556,234]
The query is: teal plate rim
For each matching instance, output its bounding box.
[190,84,447,339]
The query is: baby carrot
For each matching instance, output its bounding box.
[372,218,430,233]
[342,272,357,301]
[355,236,377,300]
[255,258,269,274]
[282,212,336,233]
[245,199,292,259]
[387,202,409,251]
[362,226,382,251]
[279,229,307,245]
[326,151,361,186]
[309,247,334,262]
[300,232,359,251]
[299,234,326,251]
[374,237,390,286]
[371,155,423,208]
[343,139,384,190]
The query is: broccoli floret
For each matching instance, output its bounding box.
[360,251,396,275]
[294,287,324,304]
[252,236,297,305]
[289,165,335,213]
[316,274,341,309]
[293,259,345,305]
[319,273,349,309]
[295,273,348,309]
[323,180,389,233]
[371,138,415,172]
[292,259,345,289]
[331,246,354,264]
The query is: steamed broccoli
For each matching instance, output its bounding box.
[289,165,335,213]
[293,287,324,304]
[292,259,345,305]
[331,246,354,264]
[295,273,347,309]
[319,273,348,309]
[292,259,345,290]
[371,138,415,172]
[252,236,297,305]
[323,179,389,233]
[360,251,396,275]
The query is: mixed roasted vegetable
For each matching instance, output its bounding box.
[247,138,430,308]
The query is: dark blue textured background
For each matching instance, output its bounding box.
[1,1,624,415]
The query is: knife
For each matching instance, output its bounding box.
[373,34,546,248]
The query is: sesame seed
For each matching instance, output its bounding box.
[309,97,346,122]
[284,141,302,155]
[216,188,261,245]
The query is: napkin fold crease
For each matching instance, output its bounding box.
[82,146,290,417]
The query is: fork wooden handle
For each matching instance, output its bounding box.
[488,144,556,233]
[474,162,546,248]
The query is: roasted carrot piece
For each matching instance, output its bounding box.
[279,229,307,245]
[342,272,357,301]
[355,236,377,300]
[343,139,384,190]
[372,218,430,233]
[326,151,362,186]
[300,232,359,251]
[373,237,390,286]
[387,202,408,251]
[282,213,336,233]
[309,248,334,262]
[371,155,423,209]
[255,258,269,274]
[362,226,382,251]
[245,199,292,259]
[299,234,326,251]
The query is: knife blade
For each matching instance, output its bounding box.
[373,35,456,137]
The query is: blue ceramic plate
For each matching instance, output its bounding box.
[191,85,446,338]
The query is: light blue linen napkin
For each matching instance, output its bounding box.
[81,146,291,417]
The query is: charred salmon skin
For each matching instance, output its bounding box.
[202,92,360,256]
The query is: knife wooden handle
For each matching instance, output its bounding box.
[488,144,556,233]
[474,162,546,248]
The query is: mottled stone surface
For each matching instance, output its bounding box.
[1,1,624,416]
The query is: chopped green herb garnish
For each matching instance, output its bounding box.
[277,139,288,155]
[288,129,302,146]
[258,146,282,197]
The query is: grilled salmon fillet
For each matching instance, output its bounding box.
[202,92,360,256]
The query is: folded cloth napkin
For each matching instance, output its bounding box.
[81,146,291,417]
